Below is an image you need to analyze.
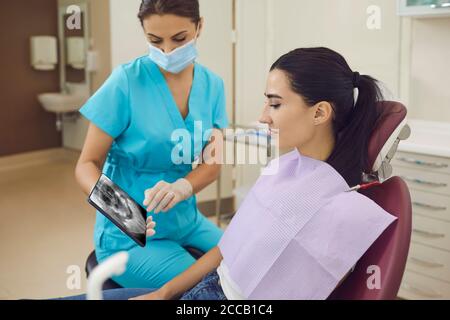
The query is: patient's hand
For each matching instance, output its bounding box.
[129,288,170,300]
[146,216,156,237]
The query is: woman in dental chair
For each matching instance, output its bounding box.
[58,47,397,300]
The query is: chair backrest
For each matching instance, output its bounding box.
[328,101,412,300]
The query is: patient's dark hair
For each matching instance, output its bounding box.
[138,0,200,26]
[270,47,382,187]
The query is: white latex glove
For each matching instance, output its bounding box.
[143,178,193,214]
[146,215,156,237]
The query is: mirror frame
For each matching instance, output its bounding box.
[57,0,91,95]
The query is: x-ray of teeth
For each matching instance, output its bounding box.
[90,175,146,235]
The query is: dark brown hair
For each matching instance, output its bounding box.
[138,0,200,26]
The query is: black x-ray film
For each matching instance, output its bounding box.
[88,174,147,247]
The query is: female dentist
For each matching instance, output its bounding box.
[75,0,228,289]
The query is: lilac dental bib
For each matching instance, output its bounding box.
[218,149,397,299]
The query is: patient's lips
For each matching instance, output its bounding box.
[269,128,279,136]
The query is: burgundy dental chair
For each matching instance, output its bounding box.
[86,101,412,298]
[328,101,412,300]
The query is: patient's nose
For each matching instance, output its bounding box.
[259,106,272,125]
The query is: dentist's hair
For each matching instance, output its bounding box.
[138,0,200,26]
[270,47,383,187]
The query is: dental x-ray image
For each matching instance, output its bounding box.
[88,174,147,247]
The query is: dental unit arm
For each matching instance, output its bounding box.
[86,251,129,300]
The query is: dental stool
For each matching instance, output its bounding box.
[328,101,412,300]
[85,247,205,290]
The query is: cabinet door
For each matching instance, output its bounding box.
[398,0,450,17]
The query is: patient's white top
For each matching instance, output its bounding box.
[217,260,246,300]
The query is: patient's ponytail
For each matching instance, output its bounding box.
[270,47,383,186]
[329,72,382,186]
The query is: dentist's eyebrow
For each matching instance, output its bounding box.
[147,30,188,39]
[265,93,283,99]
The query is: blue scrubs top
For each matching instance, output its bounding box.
[79,56,229,253]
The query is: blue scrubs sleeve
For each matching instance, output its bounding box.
[213,79,229,129]
[79,66,130,139]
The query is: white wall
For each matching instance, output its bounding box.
[235,0,403,188]
[236,0,401,125]
[109,0,146,67]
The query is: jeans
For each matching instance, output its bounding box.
[180,271,227,300]
[52,271,227,300]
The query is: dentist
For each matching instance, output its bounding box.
[75,0,228,289]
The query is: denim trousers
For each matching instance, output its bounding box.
[53,270,227,300]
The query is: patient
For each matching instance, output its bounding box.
[55,47,397,300]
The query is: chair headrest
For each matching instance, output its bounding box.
[364,101,411,182]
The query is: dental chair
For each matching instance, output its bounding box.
[86,101,412,297]
[328,101,412,300]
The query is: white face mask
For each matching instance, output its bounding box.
[148,30,199,74]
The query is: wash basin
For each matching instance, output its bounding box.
[38,92,87,113]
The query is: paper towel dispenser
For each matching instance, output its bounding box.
[66,36,86,70]
[30,36,58,71]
